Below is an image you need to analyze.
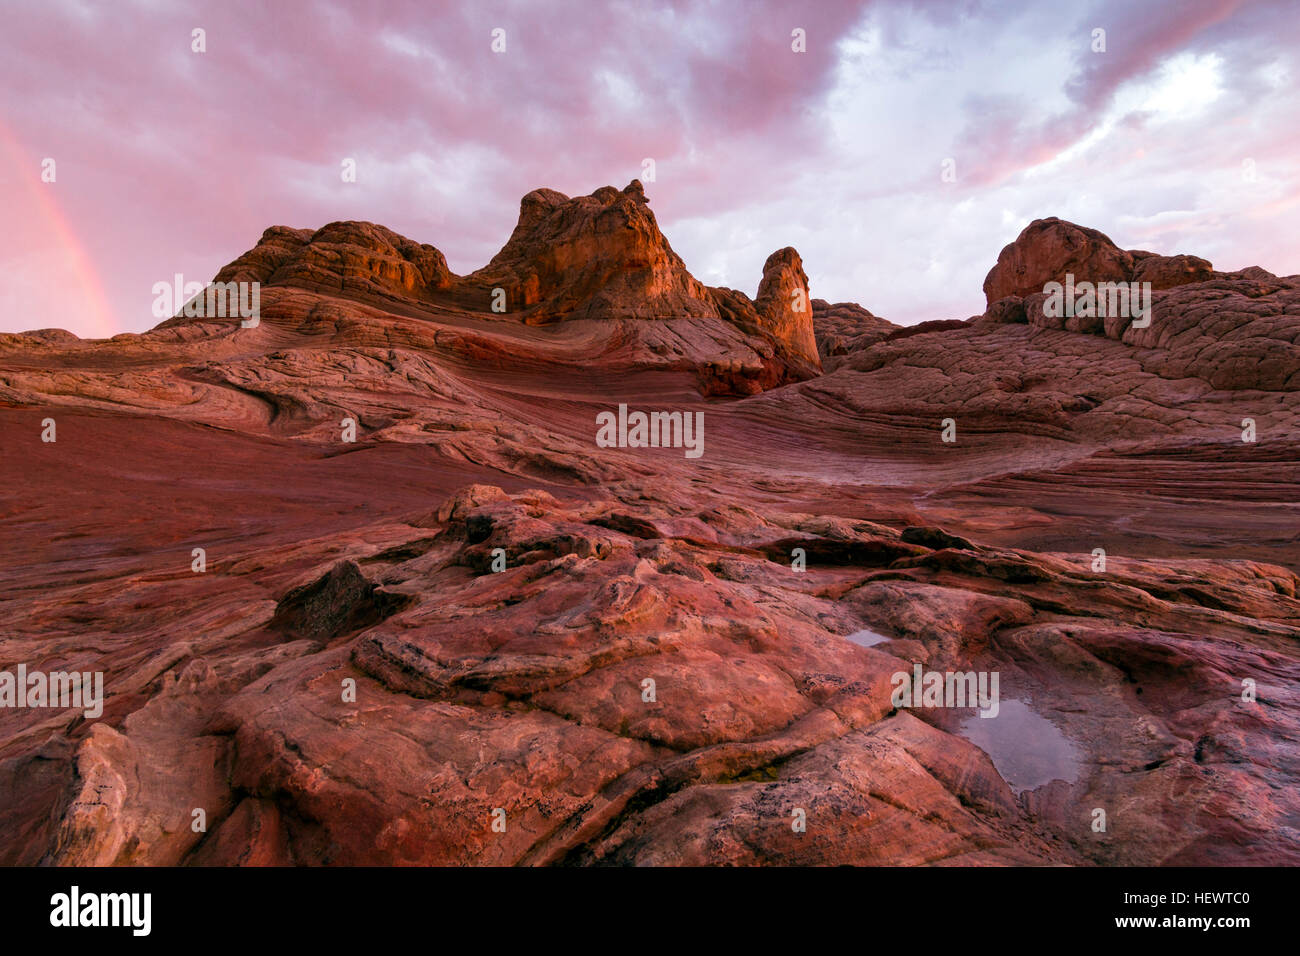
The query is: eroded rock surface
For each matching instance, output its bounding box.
[1,203,1297,866]
[983,216,1235,306]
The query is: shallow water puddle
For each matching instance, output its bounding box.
[844,627,891,647]
[957,698,1083,795]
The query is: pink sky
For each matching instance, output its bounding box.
[2,0,1298,337]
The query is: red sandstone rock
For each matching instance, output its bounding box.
[753,247,820,371]
[469,181,718,323]
[984,218,1224,306]
[212,221,453,304]
[811,298,898,367]
[1,206,1298,868]
[1132,252,1214,290]
[171,182,824,395]
[983,218,1135,303]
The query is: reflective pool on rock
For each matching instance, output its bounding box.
[844,627,891,647]
[958,698,1083,795]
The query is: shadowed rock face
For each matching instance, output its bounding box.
[269,560,412,641]
[212,222,454,303]
[1,204,1298,866]
[812,298,898,368]
[983,216,1219,305]
[984,218,1136,302]
[1133,252,1215,290]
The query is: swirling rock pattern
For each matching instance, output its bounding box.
[1,198,1297,865]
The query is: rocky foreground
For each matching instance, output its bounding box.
[1,183,1297,865]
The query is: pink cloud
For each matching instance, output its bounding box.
[1,0,1297,336]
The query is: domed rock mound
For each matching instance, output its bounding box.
[213,221,454,304]
[468,180,718,324]
[983,216,1216,305]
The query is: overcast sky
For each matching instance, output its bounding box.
[3,0,1298,337]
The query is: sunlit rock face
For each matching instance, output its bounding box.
[1,202,1298,866]
[470,180,719,323]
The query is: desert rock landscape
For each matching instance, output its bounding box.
[1,183,1297,865]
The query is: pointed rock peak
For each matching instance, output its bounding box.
[470,182,716,322]
[753,247,820,372]
[513,182,646,235]
[759,247,807,289]
[578,180,647,207]
[622,178,648,204]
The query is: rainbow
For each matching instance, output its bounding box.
[0,118,117,338]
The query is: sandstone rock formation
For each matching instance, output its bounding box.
[1132,251,1215,290]
[212,222,454,304]
[158,182,822,395]
[468,180,717,323]
[1,202,1297,867]
[813,298,898,367]
[983,218,1135,302]
[753,247,820,370]
[983,216,1225,305]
